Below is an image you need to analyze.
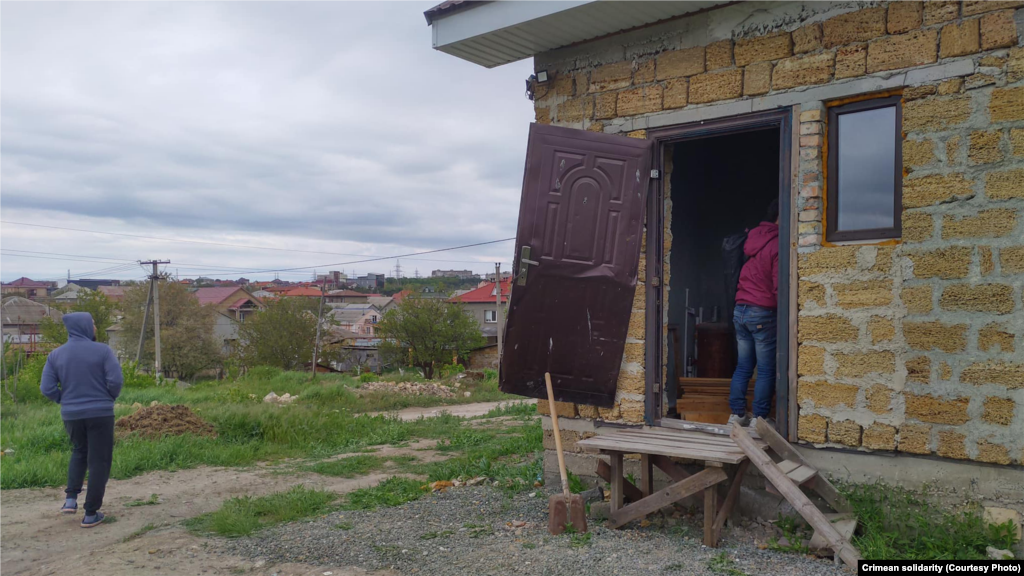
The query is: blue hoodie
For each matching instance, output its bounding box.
[40,312,124,420]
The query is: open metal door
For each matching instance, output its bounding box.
[500,123,654,408]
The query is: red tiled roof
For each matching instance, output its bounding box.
[3,277,51,288]
[392,289,414,303]
[97,286,126,301]
[449,280,511,304]
[328,289,366,297]
[227,297,258,310]
[283,287,322,297]
[193,287,242,305]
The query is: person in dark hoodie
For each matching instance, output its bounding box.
[727,200,780,428]
[40,312,123,527]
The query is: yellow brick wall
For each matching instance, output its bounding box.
[533,1,1023,465]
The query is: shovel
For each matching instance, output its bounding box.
[545,372,587,535]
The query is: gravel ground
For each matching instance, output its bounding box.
[222,487,849,576]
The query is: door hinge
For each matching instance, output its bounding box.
[650,169,660,179]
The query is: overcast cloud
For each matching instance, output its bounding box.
[1,1,535,282]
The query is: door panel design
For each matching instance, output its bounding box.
[500,123,654,408]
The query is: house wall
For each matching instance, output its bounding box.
[460,302,502,329]
[533,0,1024,468]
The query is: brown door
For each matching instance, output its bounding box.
[500,123,654,408]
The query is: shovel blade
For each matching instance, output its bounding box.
[548,494,588,535]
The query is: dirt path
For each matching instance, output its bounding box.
[371,399,535,421]
[0,440,440,576]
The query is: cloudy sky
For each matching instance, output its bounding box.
[1,1,535,283]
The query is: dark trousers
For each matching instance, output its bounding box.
[64,416,115,515]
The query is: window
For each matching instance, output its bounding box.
[826,95,902,242]
[484,310,497,323]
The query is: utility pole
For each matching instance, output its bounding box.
[311,281,326,381]
[140,260,170,378]
[495,263,503,359]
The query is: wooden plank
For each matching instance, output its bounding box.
[600,436,751,457]
[596,459,643,503]
[640,454,654,497]
[619,428,751,445]
[704,465,719,547]
[651,454,690,482]
[583,438,749,464]
[809,514,858,554]
[777,460,801,474]
[607,468,728,529]
[610,452,624,513]
[732,424,860,569]
[753,418,852,513]
[659,418,763,439]
[712,460,750,542]
[788,464,817,485]
[581,436,748,460]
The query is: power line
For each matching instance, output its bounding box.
[168,237,516,277]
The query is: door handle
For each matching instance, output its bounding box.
[517,246,539,286]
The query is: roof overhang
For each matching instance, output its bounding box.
[427,1,734,68]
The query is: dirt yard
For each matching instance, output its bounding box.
[0,439,440,576]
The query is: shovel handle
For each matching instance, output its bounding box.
[545,372,572,499]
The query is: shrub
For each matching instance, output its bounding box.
[359,373,378,383]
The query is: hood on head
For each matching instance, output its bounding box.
[744,222,779,257]
[63,312,95,341]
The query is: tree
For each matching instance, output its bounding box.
[39,291,116,344]
[375,297,485,379]
[119,281,222,380]
[236,297,320,370]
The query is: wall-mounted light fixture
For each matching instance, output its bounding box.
[525,71,550,101]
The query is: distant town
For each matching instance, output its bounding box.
[1,268,515,374]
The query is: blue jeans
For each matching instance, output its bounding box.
[729,304,777,418]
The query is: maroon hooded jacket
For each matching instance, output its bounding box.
[735,222,779,310]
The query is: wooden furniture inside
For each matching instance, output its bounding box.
[578,426,767,547]
[675,377,775,424]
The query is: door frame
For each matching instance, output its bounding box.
[643,108,795,438]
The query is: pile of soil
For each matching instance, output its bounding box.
[115,404,217,439]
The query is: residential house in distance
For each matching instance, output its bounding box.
[449,279,510,344]
[1,296,62,353]
[484,271,514,283]
[69,278,121,291]
[427,0,1024,523]
[1,277,53,300]
[97,285,126,303]
[53,283,90,305]
[281,286,323,298]
[431,269,478,279]
[193,286,266,353]
[326,289,371,305]
[329,303,381,336]
[367,295,399,314]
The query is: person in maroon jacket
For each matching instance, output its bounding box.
[728,200,780,428]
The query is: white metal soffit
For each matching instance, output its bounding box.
[429,1,732,69]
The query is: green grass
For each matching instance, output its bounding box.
[0,375,516,489]
[707,553,746,576]
[841,481,1021,560]
[185,486,337,537]
[338,476,427,510]
[122,523,160,542]
[306,454,416,478]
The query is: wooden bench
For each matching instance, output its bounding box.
[577,426,768,546]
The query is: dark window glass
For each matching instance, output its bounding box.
[826,96,902,242]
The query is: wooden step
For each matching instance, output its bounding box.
[766,459,818,495]
[808,513,858,558]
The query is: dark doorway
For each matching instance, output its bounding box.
[665,127,782,424]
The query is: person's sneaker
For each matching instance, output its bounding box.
[727,413,751,427]
[60,498,77,514]
[81,512,105,528]
[757,416,778,431]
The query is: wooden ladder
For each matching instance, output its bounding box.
[731,418,861,570]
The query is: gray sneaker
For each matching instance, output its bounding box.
[728,413,751,427]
